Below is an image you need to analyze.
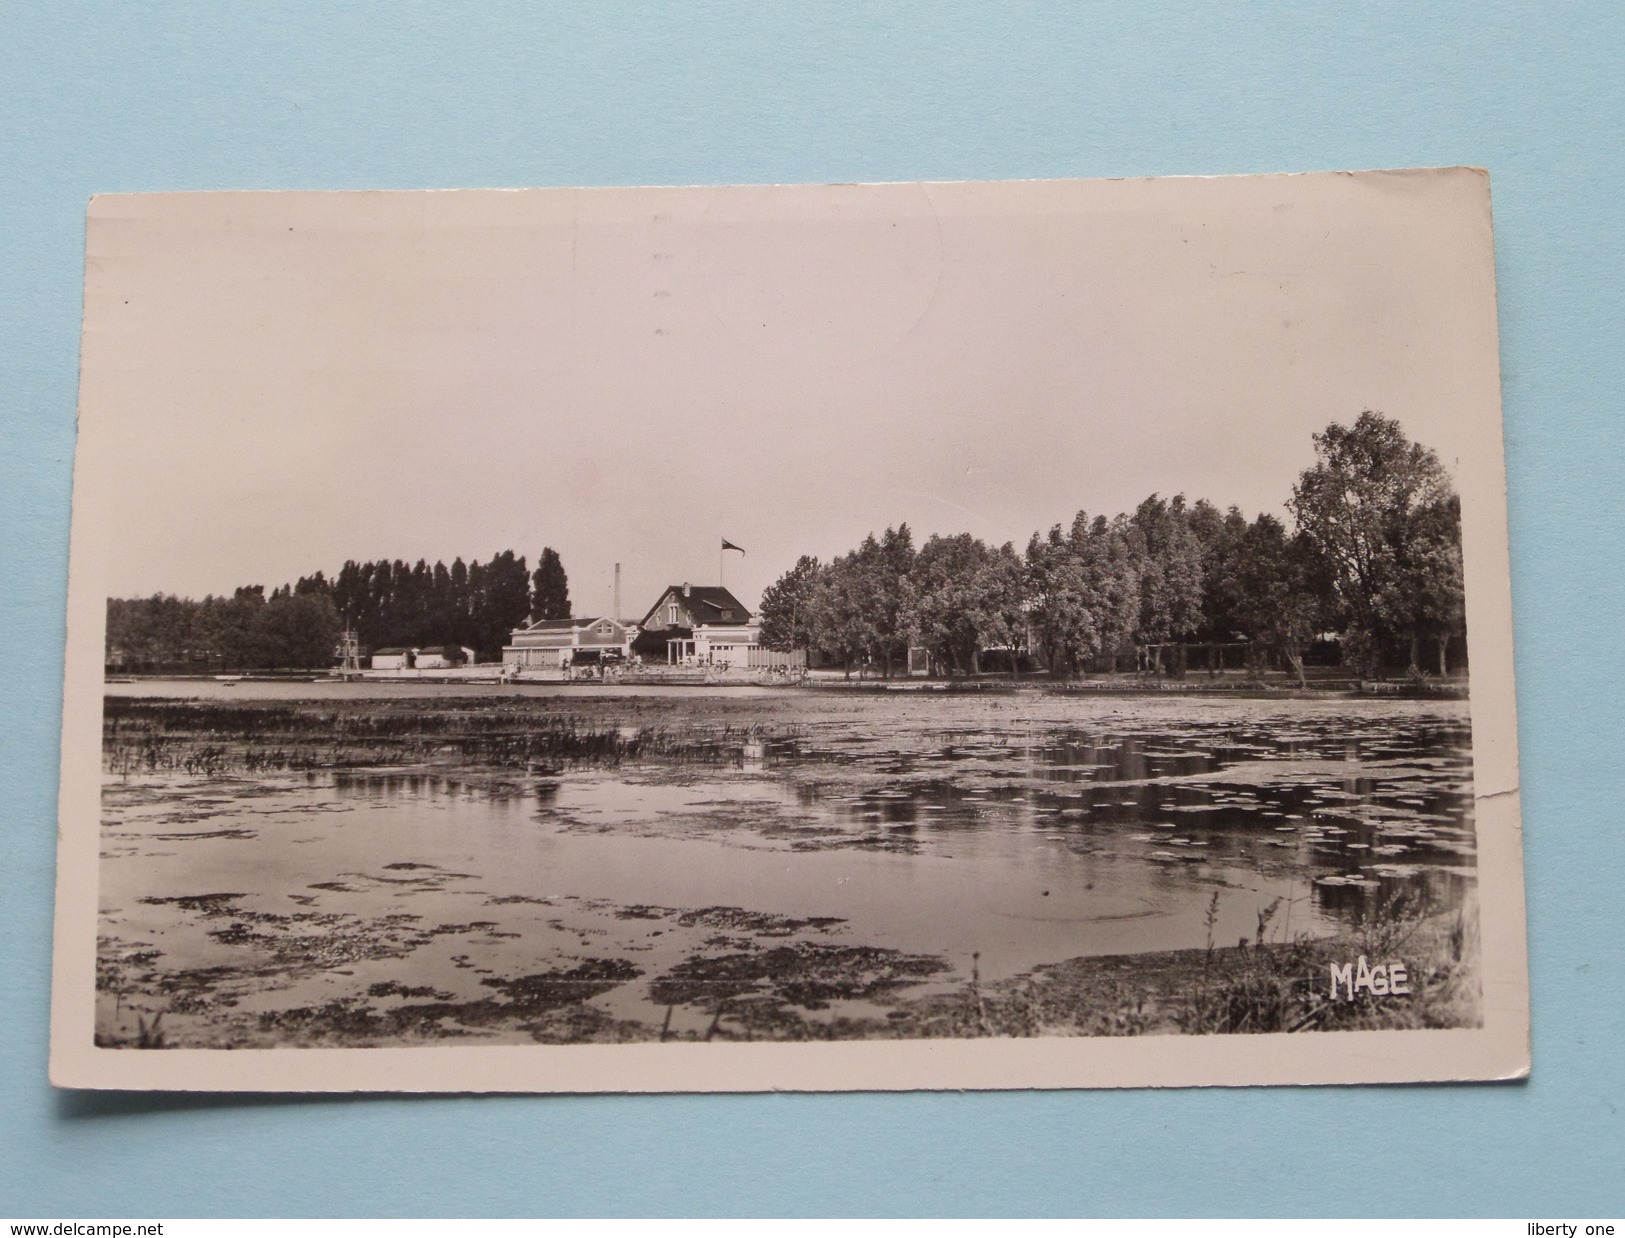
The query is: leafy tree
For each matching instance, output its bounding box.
[1092,516,1143,669]
[1187,501,1251,645]
[449,557,470,646]
[1289,412,1456,676]
[906,534,981,674]
[759,555,824,652]
[253,591,342,669]
[107,594,195,667]
[333,560,368,630]
[466,551,531,660]
[1228,515,1333,687]
[107,541,577,670]
[407,559,433,643]
[978,540,1029,673]
[371,560,397,642]
[531,547,571,622]
[872,525,917,677]
[812,527,919,677]
[1025,512,1140,676]
[818,550,879,675]
[1375,494,1466,675]
[1024,525,1076,673]
[429,560,455,642]
[905,534,1026,675]
[220,586,267,668]
[466,558,491,654]
[1127,494,1205,670]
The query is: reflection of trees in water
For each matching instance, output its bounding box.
[750,711,1475,913]
[1312,865,1474,926]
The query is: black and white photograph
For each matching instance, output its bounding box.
[50,170,1528,1090]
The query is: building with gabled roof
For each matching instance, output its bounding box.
[637,583,752,630]
[503,615,636,670]
[638,582,761,667]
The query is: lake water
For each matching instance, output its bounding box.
[96,684,1477,1045]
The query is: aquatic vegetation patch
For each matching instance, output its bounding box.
[649,942,948,1012]
[788,833,922,854]
[673,906,846,936]
[104,696,810,777]
[367,980,455,1000]
[483,959,643,1010]
[138,893,249,916]
[255,958,645,1044]
[151,827,258,841]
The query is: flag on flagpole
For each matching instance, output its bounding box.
[721,538,745,555]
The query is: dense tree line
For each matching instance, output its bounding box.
[759,413,1465,682]
[106,586,342,672]
[107,547,570,670]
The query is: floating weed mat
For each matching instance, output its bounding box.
[646,942,953,1041]
[252,959,647,1045]
[103,697,789,776]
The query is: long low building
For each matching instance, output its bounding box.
[502,616,636,670]
[368,644,478,672]
[414,644,476,669]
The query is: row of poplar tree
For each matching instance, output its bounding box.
[106,548,571,670]
[757,413,1467,683]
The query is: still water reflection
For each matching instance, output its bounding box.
[98,693,1475,1044]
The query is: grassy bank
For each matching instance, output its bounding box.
[883,894,1479,1039]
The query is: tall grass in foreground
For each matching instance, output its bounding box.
[1173,886,1478,1034]
[907,886,1479,1039]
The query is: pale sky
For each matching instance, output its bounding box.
[76,170,1501,618]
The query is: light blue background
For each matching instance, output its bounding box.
[3,2,1620,1217]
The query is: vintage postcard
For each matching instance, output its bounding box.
[51,169,1529,1091]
